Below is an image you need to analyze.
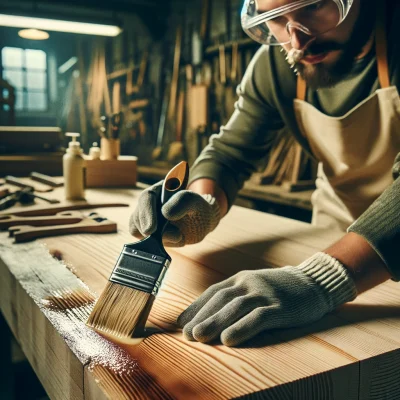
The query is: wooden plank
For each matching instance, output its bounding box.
[0,241,85,400]
[32,189,359,399]
[1,186,400,398]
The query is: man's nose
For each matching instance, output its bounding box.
[287,25,315,50]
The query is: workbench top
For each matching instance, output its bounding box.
[1,186,400,400]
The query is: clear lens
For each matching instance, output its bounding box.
[241,0,353,46]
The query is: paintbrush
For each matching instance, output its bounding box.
[87,161,189,339]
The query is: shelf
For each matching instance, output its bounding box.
[204,38,259,56]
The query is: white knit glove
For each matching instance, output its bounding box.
[129,181,221,247]
[177,252,357,346]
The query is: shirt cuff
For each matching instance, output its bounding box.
[347,178,400,282]
[189,159,241,209]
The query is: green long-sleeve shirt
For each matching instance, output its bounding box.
[190,5,400,280]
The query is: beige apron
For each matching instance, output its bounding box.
[293,3,400,232]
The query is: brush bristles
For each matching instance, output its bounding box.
[87,282,152,339]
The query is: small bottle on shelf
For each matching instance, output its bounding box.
[88,142,101,160]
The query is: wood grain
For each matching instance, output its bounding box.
[1,186,400,399]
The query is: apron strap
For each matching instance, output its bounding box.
[297,73,307,101]
[375,0,390,89]
[296,1,390,100]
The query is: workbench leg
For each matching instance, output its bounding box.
[0,312,15,400]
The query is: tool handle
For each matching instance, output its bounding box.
[30,172,64,188]
[5,175,53,193]
[125,162,189,256]
[0,187,10,199]
[0,211,83,229]
[0,195,17,211]
[29,191,60,204]
[0,202,129,217]
[9,219,117,243]
[5,176,34,190]
[154,161,189,240]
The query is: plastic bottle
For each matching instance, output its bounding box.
[88,142,101,160]
[63,132,85,200]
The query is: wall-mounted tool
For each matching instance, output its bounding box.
[163,25,183,160]
[200,0,210,42]
[112,81,121,114]
[153,26,182,160]
[225,40,239,116]
[167,69,186,164]
[110,112,123,139]
[129,51,149,95]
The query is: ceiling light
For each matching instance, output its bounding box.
[18,28,49,40]
[0,14,122,37]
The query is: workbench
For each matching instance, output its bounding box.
[1,186,400,399]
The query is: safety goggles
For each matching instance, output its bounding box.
[241,0,353,46]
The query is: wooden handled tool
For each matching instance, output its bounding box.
[86,161,190,339]
[0,187,10,199]
[8,217,117,243]
[30,172,64,188]
[5,176,54,193]
[0,202,129,217]
[0,211,83,230]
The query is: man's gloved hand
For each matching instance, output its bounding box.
[177,252,357,346]
[129,181,221,247]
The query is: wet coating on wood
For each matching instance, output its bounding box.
[0,238,171,399]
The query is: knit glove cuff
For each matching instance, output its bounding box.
[199,193,221,232]
[298,252,357,311]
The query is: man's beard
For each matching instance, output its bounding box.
[293,4,375,89]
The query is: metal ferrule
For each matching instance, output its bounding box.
[109,247,170,295]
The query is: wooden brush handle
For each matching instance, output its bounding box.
[0,211,83,230]
[161,161,189,205]
[9,219,117,243]
[150,161,189,242]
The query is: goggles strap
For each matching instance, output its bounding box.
[296,0,390,100]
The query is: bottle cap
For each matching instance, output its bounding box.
[65,132,82,155]
[89,142,101,160]
[66,132,81,149]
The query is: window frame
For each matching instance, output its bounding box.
[1,46,50,113]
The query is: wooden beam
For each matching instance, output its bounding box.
[1,187,400,398]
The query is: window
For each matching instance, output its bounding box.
[1,47,48,111]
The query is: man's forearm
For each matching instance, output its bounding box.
[189,181,392,294]
[188,178,229,217]
[324,232,391,294]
